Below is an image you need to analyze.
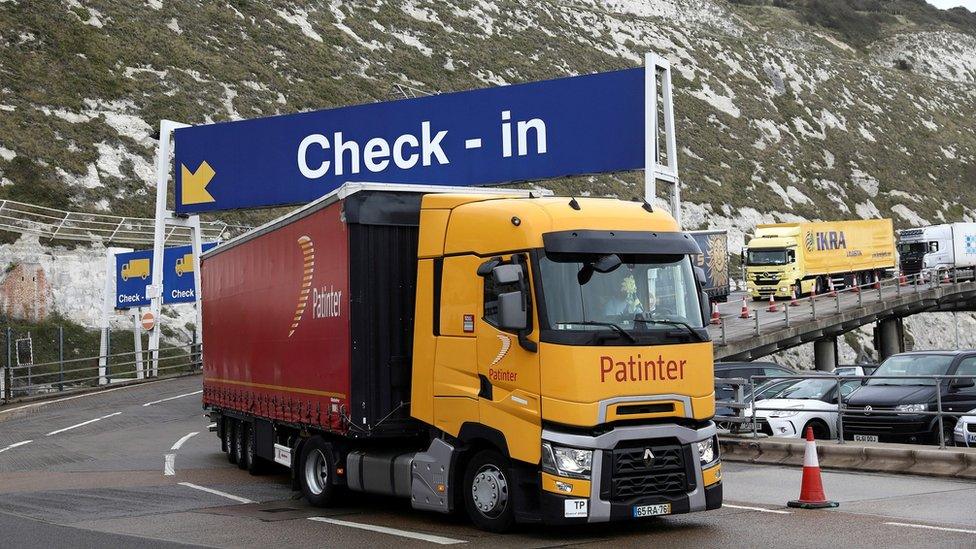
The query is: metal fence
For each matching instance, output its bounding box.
[2,342,202,403]
[716,374,974,449]
[711,266,976,343]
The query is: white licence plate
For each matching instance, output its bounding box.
[853,434,878,443]
[968,433,976,443]
[633,503,671,518]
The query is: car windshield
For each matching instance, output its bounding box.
[867,355,954,386]
[538,253,703,334]
[747,249,789,266]
[748,379,798,401]
[897,242,926,255]
[775,379,835,400]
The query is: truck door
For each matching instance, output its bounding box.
[475,254,542,464]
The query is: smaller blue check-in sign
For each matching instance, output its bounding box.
[115,242,217,309]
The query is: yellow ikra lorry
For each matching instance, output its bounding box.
[744,219,896,299]
[202,183,722,532]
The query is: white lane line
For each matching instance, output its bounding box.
[208,423,216,429]
[0,440,32,454]
[885,522,976,535]
[308,517,467,545]
[164,453,175,476]
[171,431,199,451]
[724,503,792,515]
[142,390,202,407]
[178,482,253,504]
[45,412,122,436]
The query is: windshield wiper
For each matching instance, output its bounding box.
[633,316,708,342]
[565,321,636,343]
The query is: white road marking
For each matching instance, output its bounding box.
[171,431,199,451]
[885,522,976,535]
[724,503,792,515]
[308,517,467,545]
[142,390,202,407]
[0,440,32,454]
[164,453,175,476]
[0,379,169,416]
[45,412,122,436]
[177,482,254,504]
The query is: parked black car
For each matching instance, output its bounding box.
[714,361,796,416]
[844,351,976,444]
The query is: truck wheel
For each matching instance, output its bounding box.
[233,421,246,467]
[244,424,266,475]
[238,423,252,471]
[463,450,515,533]
[224,419,237,464]
[299,437,336,507]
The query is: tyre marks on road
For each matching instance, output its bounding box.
[163,431,199,476]
[45,412,122,436]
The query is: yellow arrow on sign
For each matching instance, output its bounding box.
[181,161,216,205]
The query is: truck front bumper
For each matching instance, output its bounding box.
[536,422,722,524]
[747,281,792,298]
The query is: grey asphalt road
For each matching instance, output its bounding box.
[0,376,973,548]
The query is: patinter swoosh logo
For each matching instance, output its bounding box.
[288,235,315,337]
[491,335,512,366]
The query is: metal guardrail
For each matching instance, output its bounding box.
[0,199,244,245]
[711,266,976,344]
[2,343,202,403]
[716,373,975,450]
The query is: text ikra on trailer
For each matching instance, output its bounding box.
[297,111,548,179]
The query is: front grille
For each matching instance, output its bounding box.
[608,442,689,502]
[843,407,925,432]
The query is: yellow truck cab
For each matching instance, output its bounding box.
[745,219,895,300]
[411,192,721,528]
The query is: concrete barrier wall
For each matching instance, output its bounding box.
[720,436,976,480]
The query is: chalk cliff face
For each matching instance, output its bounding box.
[0,0,972,364]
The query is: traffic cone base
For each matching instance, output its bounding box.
[767,293,778,313]
[710,301,721,325]
[789,287,799,307]
[827,277,837,297]
[739,297,751,319]
[787,426,839,509]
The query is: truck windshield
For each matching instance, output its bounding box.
[538,253,704,338]
[897,242,926,255]
[866,354,953,386]
[746,249,789,266]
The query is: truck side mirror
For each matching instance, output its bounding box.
[497,291,527,331]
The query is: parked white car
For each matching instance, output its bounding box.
[746,378,861,439]
[953,408,976,447]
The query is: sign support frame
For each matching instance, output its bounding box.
[98,246,132,385]
[644,53,680,227]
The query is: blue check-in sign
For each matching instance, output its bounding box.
[115,243,217,309]
[174,68,646,213]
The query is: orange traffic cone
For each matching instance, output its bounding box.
[739,296,751,319]
[851,274,860,293]
[942,271,951,284]
[827,277,837,297]
[710,302,721,325]
[789,287,800,307]
[787,427,839,509]
[898,272,907,286]
[767,293,778,313]
[873,272,881,290]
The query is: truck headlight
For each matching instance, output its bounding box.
[541,442,592,480]
[895,403,928,413]
[697,437,717,465]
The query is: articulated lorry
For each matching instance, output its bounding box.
[897,223,976,280]
[689,230,730,303]
[201,183,721,532]
[744,219,895,299]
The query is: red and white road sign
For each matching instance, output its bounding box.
[141,311,156,331]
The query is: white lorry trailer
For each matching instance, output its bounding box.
[897,223,976,279]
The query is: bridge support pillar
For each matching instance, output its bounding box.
[814,337,838,372]
[874,317,905,361]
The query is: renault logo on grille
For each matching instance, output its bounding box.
[643,448,654,463]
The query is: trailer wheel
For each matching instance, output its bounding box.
[238,422,252,471]
[299,437,336,507]
[463,449,515,533]
[244,424,266,475]
[224,419,237,464]
[233,421,246,467]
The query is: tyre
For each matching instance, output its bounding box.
[298,436,336,507]
[244,424,266,475]
[463,449,515,533]
[803,419,831,440]
[225,419,237,464]
[238,422,252,471]
[233,420,246,468]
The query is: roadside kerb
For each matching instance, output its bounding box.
[720,436,976,480]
